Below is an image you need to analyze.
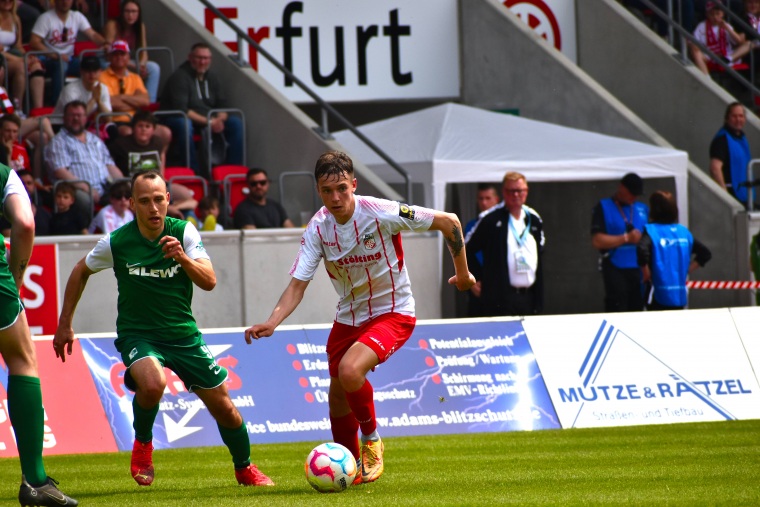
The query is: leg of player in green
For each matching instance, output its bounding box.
[1,311,78,506]
[195,383,274,486]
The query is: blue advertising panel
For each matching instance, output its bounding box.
[78,319,559,451]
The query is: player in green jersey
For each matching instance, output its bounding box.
[0,164,78,506]
[53,170,273,488]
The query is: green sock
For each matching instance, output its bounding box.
[132,398,159,443]
[218,422,251,469]
[7,375,47,485]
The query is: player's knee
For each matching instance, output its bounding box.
[337,362,364,392]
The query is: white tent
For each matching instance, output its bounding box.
[334,103,689,221]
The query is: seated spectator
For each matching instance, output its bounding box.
[0,85,53,178]
[0,168,50,237]
[108,109,196,215]
[50,180,88,235]
[738,0,760,73]
[0,113,30,171]
[100,40,170,144]
[161,42,243,174]
[29,0,106,105]
[45,100,123,218]
[690,1,752,74]
[189,196,222,231]
[102,0,160,103]
[637,191,712,310]
[0,0,45,110]
[233,168,295,229]
[88,179,133,234]
[53,55,111,124]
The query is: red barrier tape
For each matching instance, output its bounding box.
[686,281,760,289]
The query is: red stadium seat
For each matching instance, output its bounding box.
[211,165,248,225]
[164,167,208,215]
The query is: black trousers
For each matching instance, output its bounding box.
[601,261,644,313]
[483,286,537,317]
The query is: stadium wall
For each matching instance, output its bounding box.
[45,231,442,333]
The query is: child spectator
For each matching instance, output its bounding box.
[690,1,751,74]
[50,181,88,235]
[0,169,50,237]
[189,196,223,231]
[88,179,134,234]
[0,114,30,171]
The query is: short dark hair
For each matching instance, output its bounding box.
[64,100,87,114]
[132,169,165,188]
[109,180,131,199]
[16,169,32,180]
[190,42,211,53]
[724,101,744,122]
[1,113,21,129]
[315,151,354,182]
[198,196,219,211]
[649,190,679,224]
[246,167,268,180]
[55,181,76,197]
[477,182,499,194]
[131,109,157,127]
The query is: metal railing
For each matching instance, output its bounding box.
[197,0,413,202]
[637,0,760,102]
[204,108,246,172]
[746,159,760,210]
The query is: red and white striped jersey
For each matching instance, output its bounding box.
[290,195,435,326]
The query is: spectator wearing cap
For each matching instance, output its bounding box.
[53,54,111,123]
[29,0,106,104]
[591,173,650,312]
[100,40,171,147]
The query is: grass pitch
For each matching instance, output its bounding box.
[1,420,758,506]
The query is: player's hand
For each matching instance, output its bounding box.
[470,280,482,297]
[449,272,476,292]
[244,323,275,344]
[159,235,185,260]
[52,326,76,363]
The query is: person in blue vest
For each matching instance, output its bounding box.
[710,102,754,207]
[637,191,712,310]
[591,173,649,312]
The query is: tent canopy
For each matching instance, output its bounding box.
[334,103,689,220]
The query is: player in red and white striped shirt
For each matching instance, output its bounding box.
[245,151,475,484]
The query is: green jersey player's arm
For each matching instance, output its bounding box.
[429,210,476,292]
[3,193,35,290]
[178,257,216,292]
[53,258,95,362]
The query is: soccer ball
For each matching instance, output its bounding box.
[304,442,357,493]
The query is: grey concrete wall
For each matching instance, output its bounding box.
[457,0,746,311]
[44,231,442,334]
[576,0,760,174]
[141,0,402,214]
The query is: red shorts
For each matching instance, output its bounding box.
[326,313,416,378]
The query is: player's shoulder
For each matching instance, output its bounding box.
[355,195,399,216]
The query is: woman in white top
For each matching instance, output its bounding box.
[0,0,44,110]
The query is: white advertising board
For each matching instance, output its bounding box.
[177,0,460,103]
[728,307,760,387]
[522,309,760,429]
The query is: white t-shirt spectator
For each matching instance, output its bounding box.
[88,205,134,234]
[53,80,112,117]
[31,10,91,57]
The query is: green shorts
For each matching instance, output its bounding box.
[0,269,22,331]
[116,331,228,392]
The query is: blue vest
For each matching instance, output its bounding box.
[645,223,693,307]
[600,198,649,269]
[715,127,753,203]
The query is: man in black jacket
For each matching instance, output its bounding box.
[465,171,544,316]
[161,42,243,174]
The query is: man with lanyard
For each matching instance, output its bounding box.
[710,102,754,207]
[591,173,649,312]
[465,171,545,316]
[53,170,274,488]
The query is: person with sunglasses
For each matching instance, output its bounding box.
[465,171,545,316]
[29,0,106,105]
[233,167,295,229]
[88,179,134,234]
